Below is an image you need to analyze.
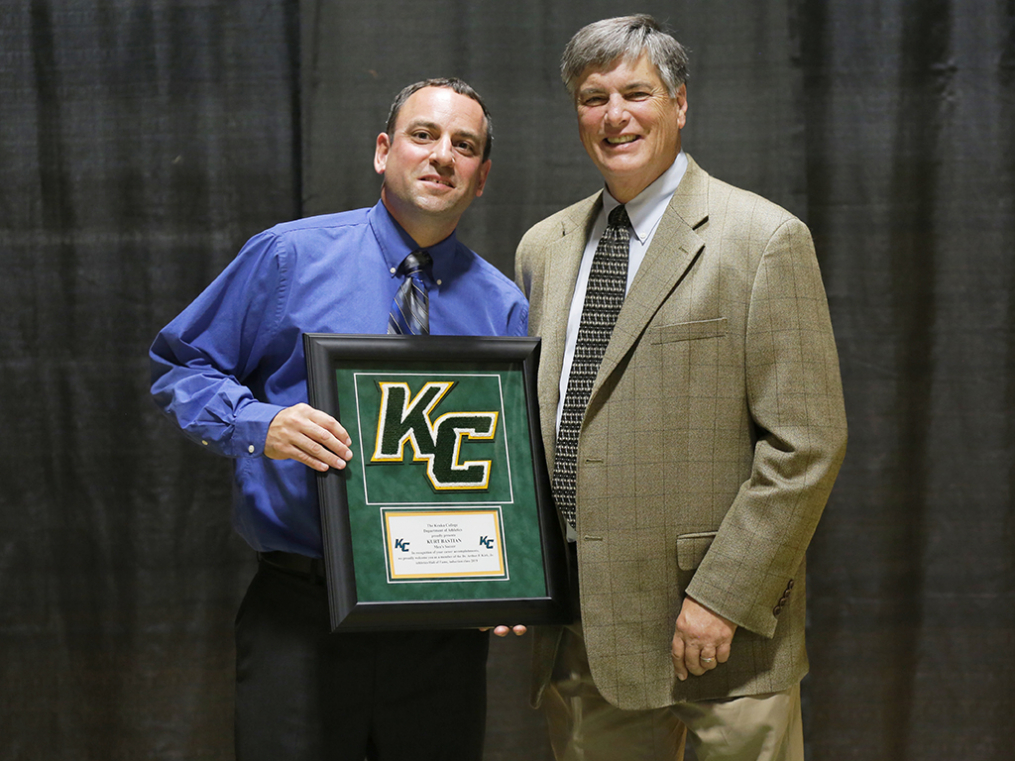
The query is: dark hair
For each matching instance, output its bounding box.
[561,15,690,101]
[385,77,493,161]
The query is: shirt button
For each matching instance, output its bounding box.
[390,267,396,274]
[201,440,208,446]
[248,445,255,454]
[436,279,442,286]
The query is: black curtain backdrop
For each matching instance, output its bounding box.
[1,1,1013,760]
[1,1,299,758]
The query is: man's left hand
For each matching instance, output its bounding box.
[671,596,737,681]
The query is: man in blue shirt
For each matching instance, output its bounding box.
[151,77,527,761]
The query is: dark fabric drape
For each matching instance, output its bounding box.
[801,2,1015,758]
[1,1,300,758]
[3,0,1013,759]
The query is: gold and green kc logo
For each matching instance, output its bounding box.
[356,374,514,505]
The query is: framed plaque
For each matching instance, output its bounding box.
[304,333,571,631]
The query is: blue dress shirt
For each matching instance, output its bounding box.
[151,201,528,557]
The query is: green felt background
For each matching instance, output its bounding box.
[334,361,547,603]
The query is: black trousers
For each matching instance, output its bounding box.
[234,559,489,761]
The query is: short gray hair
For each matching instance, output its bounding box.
[385,77,493,162]
[560,15,689,101]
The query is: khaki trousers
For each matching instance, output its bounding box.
[542,624,804,761]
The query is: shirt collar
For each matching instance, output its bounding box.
[368,200,458,288]
[602,151,688,243]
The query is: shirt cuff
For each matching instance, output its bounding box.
[233,401,287,457]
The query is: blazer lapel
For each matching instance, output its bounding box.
[536,194,602,464]
[592,158,710,400]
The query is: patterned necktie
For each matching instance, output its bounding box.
[387,250,432,335]
[553,205,631,529]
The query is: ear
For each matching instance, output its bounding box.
[374,132,391,175]
[675,84,688,130]
[473,159,492,198]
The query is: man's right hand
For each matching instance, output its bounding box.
[479,625,528,637]
[264,403,354,472]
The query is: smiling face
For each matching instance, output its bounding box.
[575,52,687,203]
[374,86,491,247]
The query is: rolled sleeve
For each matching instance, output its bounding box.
[150,230,286,457]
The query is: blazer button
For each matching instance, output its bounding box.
[773,605,783,616]
[787,579,795,589]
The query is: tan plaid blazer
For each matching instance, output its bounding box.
[514,156,847,710]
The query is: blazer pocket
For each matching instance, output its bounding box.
[650,317,728,344]
[676,531,717,571]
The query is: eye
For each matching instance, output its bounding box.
[627,91,651,101]
[455,140,477,155]
[581,95,607,107]
[410,129,434,141]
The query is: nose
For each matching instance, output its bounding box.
[604,94,628,127]
[431,135,455,167]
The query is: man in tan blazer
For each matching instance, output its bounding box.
[513,15,847,760]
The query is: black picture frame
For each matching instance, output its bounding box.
[304,333,571,632]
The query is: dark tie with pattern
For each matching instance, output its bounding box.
[387,250,432,335]
[553,204,631,529]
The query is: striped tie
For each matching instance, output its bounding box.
[387,250,432,336]
[553,205,631,529]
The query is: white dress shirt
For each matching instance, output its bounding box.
[556,151,689,432]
